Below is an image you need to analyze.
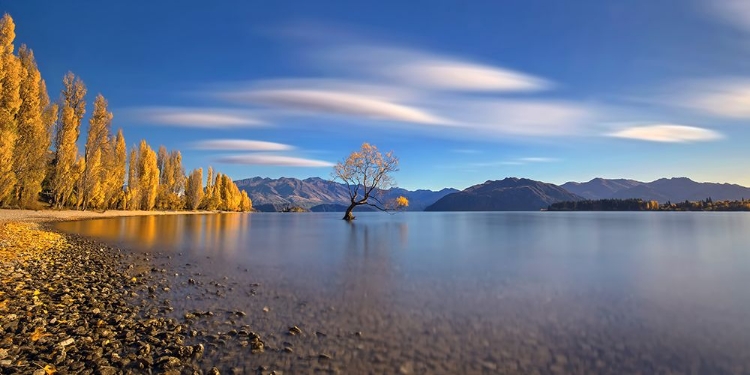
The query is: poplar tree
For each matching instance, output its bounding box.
[155,147,185,210]
[201,166,219,210]
[38,79,58,205]
[0,14,22,205]
[105,129,126,209]
[239,190,252,212]
[82,94,112,210]
[13,45,49,208]
[165,150,185,209]
[137,140,159,210]
[185,168,204,211]
[52,72,86,208]
[127,147,139,209]
[214,173,226,210]
[157,146,168,181]
[168,151,184,194]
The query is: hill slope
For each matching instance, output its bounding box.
[425,177,582,211]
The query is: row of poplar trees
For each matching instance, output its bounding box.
[0,14,252,212]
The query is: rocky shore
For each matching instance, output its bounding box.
[0,221,274,374]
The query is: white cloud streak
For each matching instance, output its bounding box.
[136,107,265,128]
[680,79,750,119]
[451,149,481,154]
[519,157,560,163]
[608,124,723,143]
[322,46,551,92]
[192,139,294,151]
[468,157,559,167]
[441,99,594,137]
[215,154,335,167]
[227,88,453,125]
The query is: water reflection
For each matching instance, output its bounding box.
[57,213,250,258]
[54,212,750,373]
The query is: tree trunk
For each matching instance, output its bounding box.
[343,202,356,221]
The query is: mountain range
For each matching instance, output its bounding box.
[235,176,750,212]
[562,177,750,203]
[233,177,458,212]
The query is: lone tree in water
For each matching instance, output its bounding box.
[333,143,402,221]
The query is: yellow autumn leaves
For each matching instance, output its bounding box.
[396,196,409,208]
[0,222,67,262]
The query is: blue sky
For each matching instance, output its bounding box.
[5,0,750,190]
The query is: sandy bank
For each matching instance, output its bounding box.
[0,209,218,224]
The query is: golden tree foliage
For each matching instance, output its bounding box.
[196,169,249,212]
[168,151,184,194]
[155,147,185,210]
[84,148,104,208]
[240,190,252,212]
[333,142,399,220]
[51,72,86,208]
[0,14,22,205]
[185,168,204,211]
[82,94,112,210]
[126,147,139,209]
[137,140,159,211]
[219,173,242,211]
[157,145,168,180]
[12,45,50,208]
[105,129,127,209]
[395,196,409,208]
[201,166,220,210]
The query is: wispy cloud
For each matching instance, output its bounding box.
[469,161,524,167]
[441,99,594,137]
[469,157,559,167]
[608,124,723,143]
[215,154,335,167]
[226,88,452,125]
[323,46,552,92]
[519,157,560,163]
[451,149,482,154]
[678,79,750,119]
[709,0,750,33]
[134,107,265,128]
[643,78,750,120]
[208,24,725,145]
[221,81,594,138]
[192,139,294,151]
[207,29,596,139]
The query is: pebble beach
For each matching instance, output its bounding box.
[0,211,272,374]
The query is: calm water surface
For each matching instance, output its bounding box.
[56,212,750,374]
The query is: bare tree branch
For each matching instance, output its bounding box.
[332,143,400,220]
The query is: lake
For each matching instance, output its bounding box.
[55,212,750,374]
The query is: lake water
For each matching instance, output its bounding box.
[55,212,750,373]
